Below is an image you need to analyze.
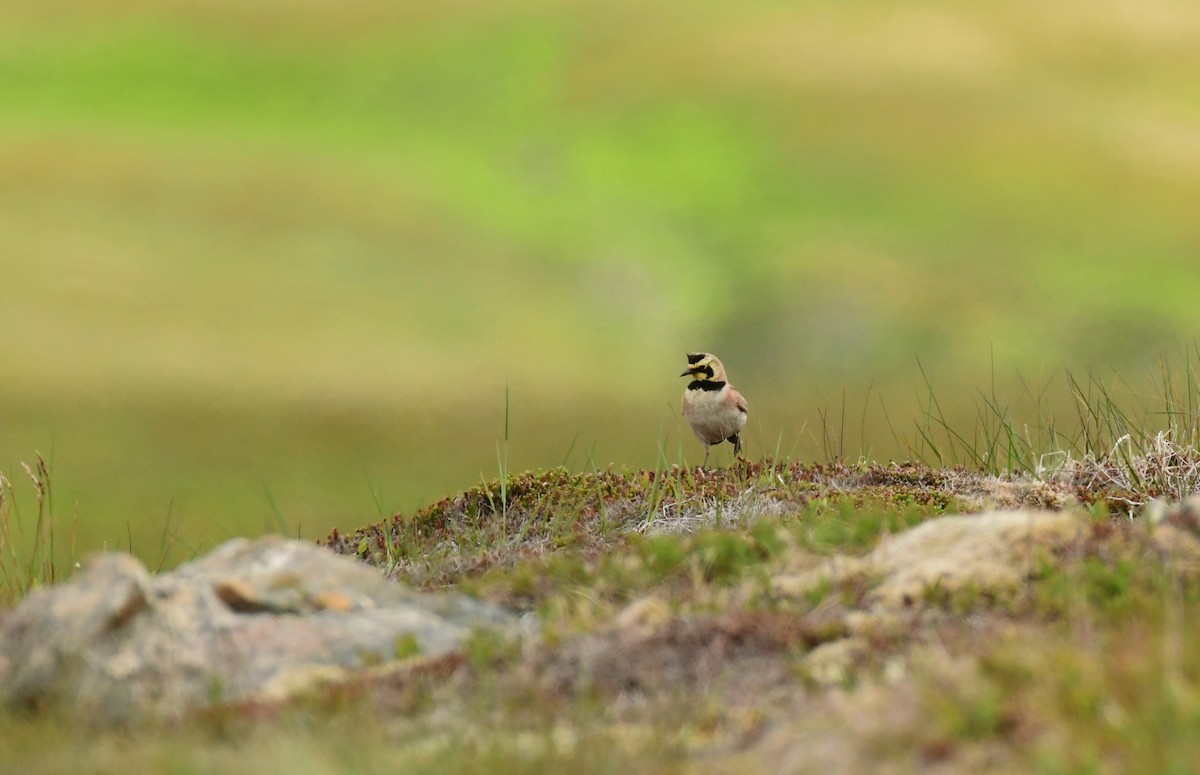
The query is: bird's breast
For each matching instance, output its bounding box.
[682,386,747,442]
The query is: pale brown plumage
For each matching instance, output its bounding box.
[680,352,748,468]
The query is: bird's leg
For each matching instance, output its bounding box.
[701,446,711,471]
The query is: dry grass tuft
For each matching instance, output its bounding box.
[1063,431,1200,511]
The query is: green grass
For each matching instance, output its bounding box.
[4,1,1200,768]
[0,454,63,606]
[3,0,1200,562]
[8,451,1200,772]
[6,416,1200,773]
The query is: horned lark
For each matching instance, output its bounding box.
[680,352,748,468]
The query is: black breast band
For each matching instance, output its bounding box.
[688,380,726,392]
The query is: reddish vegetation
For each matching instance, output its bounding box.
[322,460,1084,586]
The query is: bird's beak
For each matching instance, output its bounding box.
[680,369,693,378]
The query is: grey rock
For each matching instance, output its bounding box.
[0,535,519,724]
[771,509,1084,607]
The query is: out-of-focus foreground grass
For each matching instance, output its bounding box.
[2,0,1199,567]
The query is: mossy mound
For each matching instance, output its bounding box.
[323,460,1073,587]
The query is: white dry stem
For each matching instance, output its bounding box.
[634,491,789,535]
[1062,431,1200,510]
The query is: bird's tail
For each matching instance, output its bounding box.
[728,433,742,455]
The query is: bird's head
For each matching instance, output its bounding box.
[681,352,726,381]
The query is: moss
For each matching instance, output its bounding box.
[393,633,423,660]
[323,460,995,588]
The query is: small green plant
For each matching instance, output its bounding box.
[0,454,65,606]
[633,533,688,578]
[693,531,765,584]
[463,629,516,670]
[480,384,513,527]
[793,497,937,555]
[393,633,423,660]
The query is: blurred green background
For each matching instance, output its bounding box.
[3,0,1199,566]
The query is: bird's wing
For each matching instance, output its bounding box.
[729,387,748,415]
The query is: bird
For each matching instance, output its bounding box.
[680,352,748,469]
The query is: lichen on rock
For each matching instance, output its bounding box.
[0,535,522,724]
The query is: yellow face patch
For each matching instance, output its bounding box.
[683,354,717,380]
